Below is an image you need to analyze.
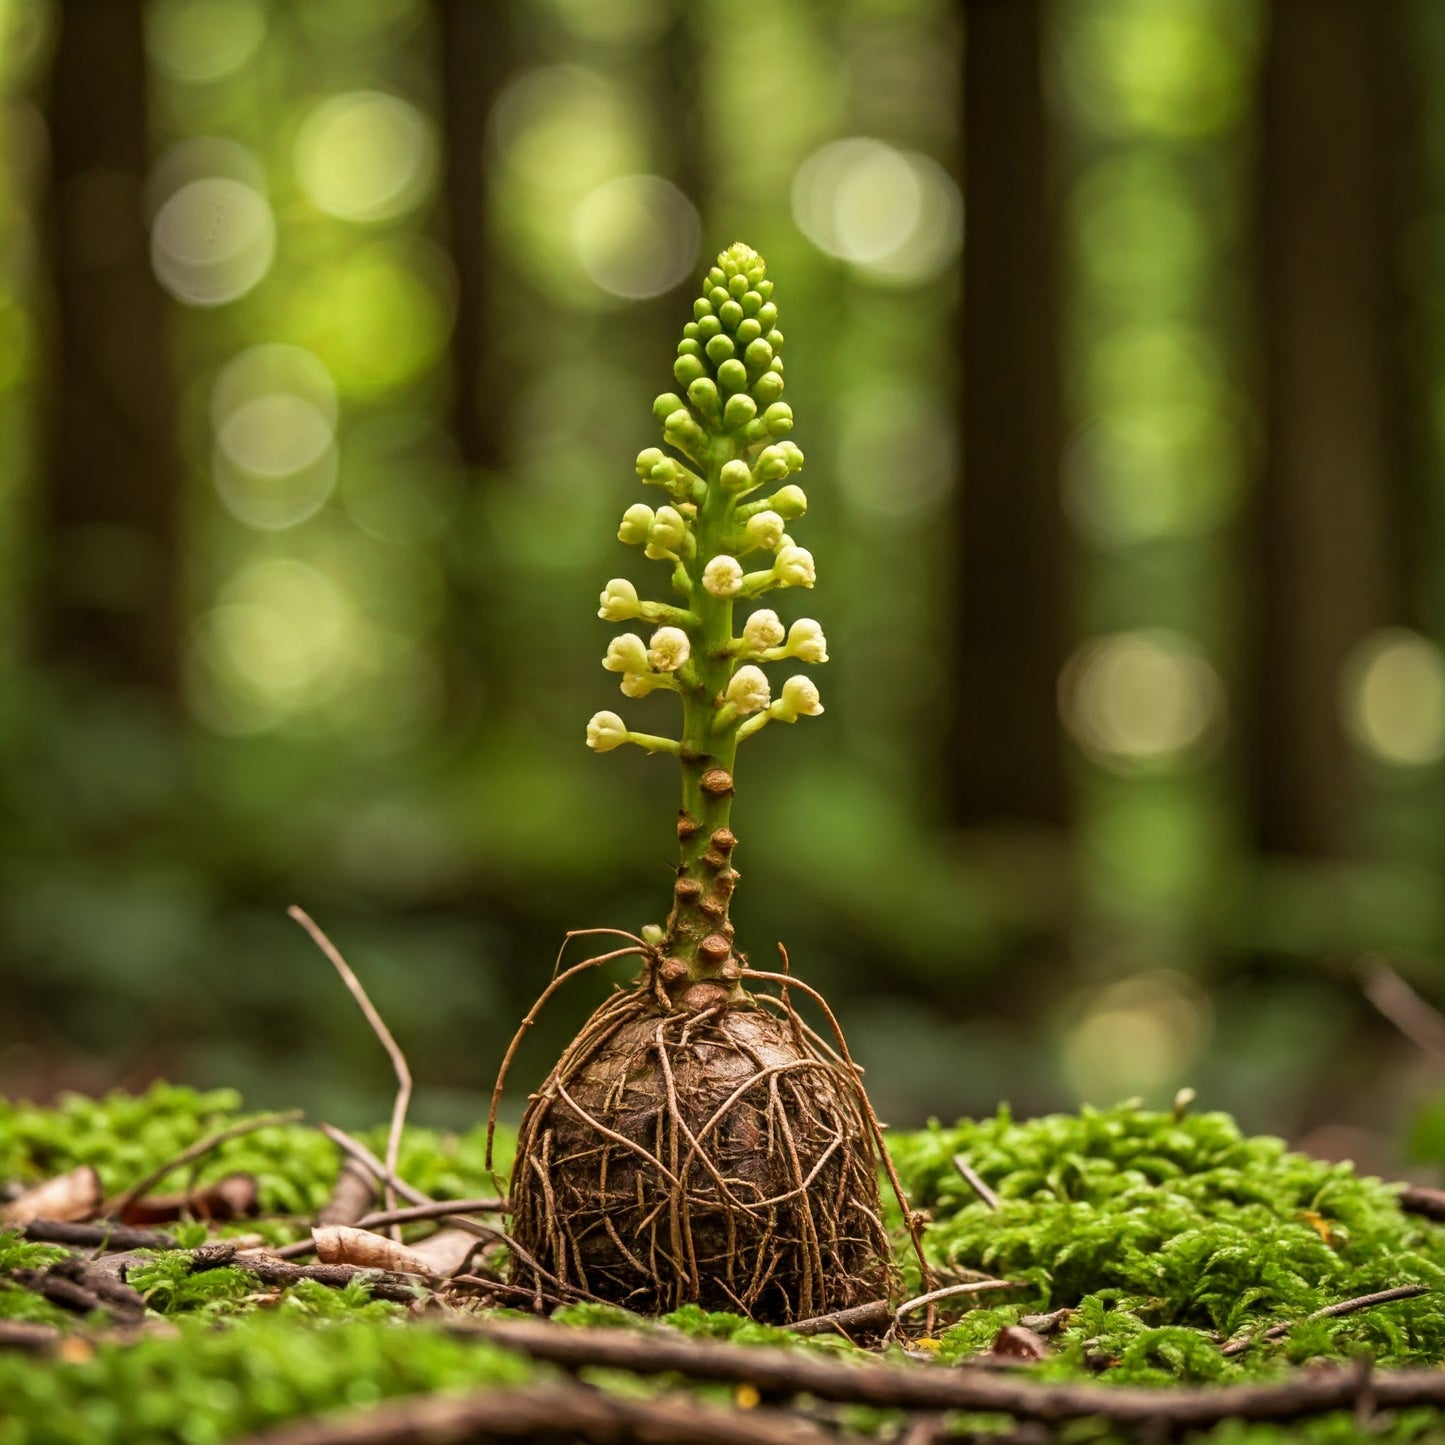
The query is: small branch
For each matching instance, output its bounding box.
[103,1110,303,1219]
[894,1279,1021,1323]
[232,1379,854,1445]
[1399,1183,1445,1221]
[355,1196,507,1230]
[448,1317,1445,1426]
[1220,1285,1429,1357]
[290,906,412,1238]
[0,1320,62,1352]
[318,1125,430,1209]
[1363,956,1445,1059]
[952,1154,1001,1211]
[186,1242,423,1305]
[20,1219,179,1252]
[789,1298,891,1337]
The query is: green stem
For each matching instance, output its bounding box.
[664,440,744,988]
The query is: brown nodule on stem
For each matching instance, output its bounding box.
[674,878,703,901]
[710,828,737,851]
[677,813,702,839]
[699,933,732,964]
[659,958,688,984]
[702,849,728,871]
[700,768,734,796]
[700,898,726,921]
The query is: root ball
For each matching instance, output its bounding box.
[509,993,890,1322]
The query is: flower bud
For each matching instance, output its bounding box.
[774,674,824,721]
[777,440,805,471]
[647,505,686,555]
[753,446,791,484]
[697,314,721,339]
[673,354,705,387]
[687,376,720,422]
[720,299,744,330]
[708,285,729,308]
[693,297,713,320]
[762,402,793,437]
[735,317,762,344]
[586,711,629,752]
[647,626,690,672]
[635,447,665,478]
[719,459,754,492]
[744,338,774,374]
[677,337,701,358]
[602,633,649,674]
[652,392,684,423]
[773,544,816,588]
[742,609,785,650]
[787,617,828,664]
[717,358,748,394]
[757,301,778,328]
[723,393,757,430]
[766,329,784,351]
[598,578,640,621]
[619,672,655,698]
[770,484,807,519]
[705,334,735,365]
[745,510,786,551]
[741,290,762,316]
[702,554,745,597]
[726,664,771,715]
[617,503,654,545]
[752,372,785,405]
[663,408,706,457]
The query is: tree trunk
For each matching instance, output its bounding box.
[36,0,181,695]
[950,0,1068,829]
[1249,0,1421,856]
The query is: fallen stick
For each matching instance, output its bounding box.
[318,1126,430,1209]
[450,1317,1445,1427]
[952,1154,1001,1212]
[894,1278,1021,1322]
[789,1298,891,1337]
[291,907,412,1239]
[232,1378,854,1445]
[0,1320,63,1352]
[103,1110,304,1219]
[1220,1285,1430,1357]
[1399,1183,1445,1222]
[20,1219,179,1252]
[185,1242,424,1305]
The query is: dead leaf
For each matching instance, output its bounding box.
[120,1172,258,1225]
[2,1167,101,1226]
[402,1227,479,1278]
[991,1324,1050,1361]
[312,1225,432,1275]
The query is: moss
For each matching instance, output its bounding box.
[2,1090,1443,1443]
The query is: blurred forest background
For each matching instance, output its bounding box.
[2,0,1443,1173]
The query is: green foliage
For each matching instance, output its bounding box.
[890,1104,1445,1381]
[3,1090,1445,1443]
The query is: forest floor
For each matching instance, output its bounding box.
[4,1085,1445,1444]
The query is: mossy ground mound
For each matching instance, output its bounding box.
[2,1086,1443,1443]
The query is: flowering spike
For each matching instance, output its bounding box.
[586,243,827,989]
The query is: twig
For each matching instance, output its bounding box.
[893,1278,1021,1322]
[449,1317,1445,1426]
[0,1320,62,1352]
[291,906,412,1239]
[103,1110,303,1219]
[318,1125,430,1208]
[1363,956,1445,1059]
[952,1154,1001,1211]
[1399,1183,1445,1221]
[232,1378,854,1445]
[20,1219,179,1252]
[1220,1285,1430,1357]
[186,1241,424,1304]
[789,1298,891,1337]
[355,1197,507,1230]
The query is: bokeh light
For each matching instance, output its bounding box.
[1342,628,1445,767]
[150,174,275,306]
[294,91,437,224]
[1062,970,1214,1101]
[792,137,961,284]
[1061,630,1223,770]
[571,174,699,300]
[146,0,267,85]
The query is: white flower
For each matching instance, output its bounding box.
[726,664,771,715]
[647,626,690,672]
[645,505,687,558]
[742,609,785,651]
[619,672,659,698]
[586,711,628,752]
[774,674,823,720]
[773,545,816,588]
[602,633,649,674]
[786,618,828,664]
[719,460,753,491]
[598,578,640,622]
[745,510,786,551]
[617,503,654,546]
[703,554,744,597]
